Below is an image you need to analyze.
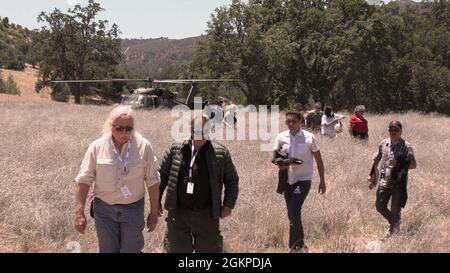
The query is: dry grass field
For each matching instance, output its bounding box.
[0,101,449,253]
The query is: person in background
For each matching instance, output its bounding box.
[224,101,238,127]
[217,97,227,119]
[349,105,369,141]
[159,115,239,253]
[368,120,416,237]
[305,101,323,133]
[321,106,345,138]
[293,103,306,126]
[74,105,160,253]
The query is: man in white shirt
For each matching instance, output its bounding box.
[273,111,326,253]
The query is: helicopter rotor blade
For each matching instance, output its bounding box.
[50,79,239,84]
[153,79,239,84]
[174,100,188,106]
[50,79,152,83]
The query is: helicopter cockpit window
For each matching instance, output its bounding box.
[122,95,145,107]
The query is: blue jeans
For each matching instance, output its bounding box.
[283,180,311,249]
[93,197,145,253]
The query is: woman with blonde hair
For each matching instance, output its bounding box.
[74,105,160,253]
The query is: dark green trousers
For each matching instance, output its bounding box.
[164,207,223,253]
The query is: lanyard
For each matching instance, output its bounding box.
[189,144,200,178]
[111,138,132,175]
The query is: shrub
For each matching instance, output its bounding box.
[35,79,45,93]
[51,83,71,102]
[0,73,21,96]
[80,95,89,105]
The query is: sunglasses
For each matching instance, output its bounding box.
[286,119,300,124]
[113,125,133,132]
[388,127,400,133]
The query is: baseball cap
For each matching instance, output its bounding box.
[388,120,402,130]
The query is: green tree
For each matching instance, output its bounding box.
[34,0,123,103]
[187,0,450,114]
[0,73,21,96]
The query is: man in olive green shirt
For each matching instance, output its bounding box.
[305,102,323,133]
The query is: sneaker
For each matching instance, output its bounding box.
[384,228,393,239]
[391,223,401,235]
[389,219,401,234]
[289,244,309,253]
[384,225,400,240]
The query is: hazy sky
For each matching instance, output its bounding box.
[0,0,416,39]
[0,0,233,39]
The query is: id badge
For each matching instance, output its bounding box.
[187,182,194,194]
[120,185,132,199]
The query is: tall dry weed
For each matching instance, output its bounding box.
[0,102,449,252]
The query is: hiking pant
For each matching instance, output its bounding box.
[93,197,145,253]
[284,180,311,249]
[164,207,223,253]
[376,186,402,232]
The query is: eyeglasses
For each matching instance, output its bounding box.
[286,119,300,124]
[113,125,133,132]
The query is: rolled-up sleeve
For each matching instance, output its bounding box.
[373,142,383,163]
[273,134,280,151]
[144,142,160,188]
[75,142,96,186]
[310,135,320,153]
[407,144,416,167]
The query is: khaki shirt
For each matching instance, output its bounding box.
[75,134,160,205]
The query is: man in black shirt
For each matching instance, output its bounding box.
[177,140,212,210]
[159,115,239,253]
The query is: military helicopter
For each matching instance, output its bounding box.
[50,78,237,110]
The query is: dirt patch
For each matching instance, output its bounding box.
[0,68,52,103]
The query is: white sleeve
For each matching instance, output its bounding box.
[273,134,281,151]
[321,115,327,125]
[310,135,320,153]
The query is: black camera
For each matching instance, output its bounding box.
[272,149,303,166]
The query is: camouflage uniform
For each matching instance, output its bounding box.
[305,111,323,133]
[373,138,416,233]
